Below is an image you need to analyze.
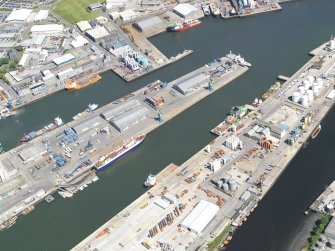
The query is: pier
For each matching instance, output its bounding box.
[72,39,335,250]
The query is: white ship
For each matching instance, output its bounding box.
[144,174,157,187]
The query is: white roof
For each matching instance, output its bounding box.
[19,54,29,66]
[180,200,219,234]
[86,26,109,39]
[106,0,128,9]
[34,10,49,21]
[119,9,138,20]
[31,24,64,33]
[70,36,89,48]
[327,89,335,99]
[6,9,32,22]
[173,3,197,16]
[77,21,92,32]
[53,53,76,66]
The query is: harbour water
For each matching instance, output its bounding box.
[0,0,335,250]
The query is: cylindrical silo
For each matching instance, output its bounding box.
[222,183,229,192]
[316,78,323,89]
[300,95,308,106]
[312,83,319,95]
[298,86,305,95]
[221,175,229,183]
[217,180,223,189]
[326,203,334,212]
[292,92,301,103]
[307,75,315,85]
[228,179,237,191]
[307,90,313,102]
[303,80,310,90]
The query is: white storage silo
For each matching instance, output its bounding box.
[300,95,308,106]
[303,80,310,90]
[307,90,314,102]
[222,183,229,192]
[316,78,323,89]
[228,179,237,191]
[312,83,319,94]
[298,86,305,95]
[307,75,315,85]
[292,92,301,103]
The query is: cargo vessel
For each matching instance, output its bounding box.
[65,74,101,90]
[311,124,321,139]
[95,134,146,172]
[144,174,157,187]
[20,117,63,143]
[167,19,201,32]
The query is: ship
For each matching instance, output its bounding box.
[209,2,220,17]
[166,19,201,32]
[65,74,102,90]
[202,4,211,16]
[0,107,11,120]
[20,117,63,143]
[95,134,146,172]
[144,174,157,187]
[311,124,321,139]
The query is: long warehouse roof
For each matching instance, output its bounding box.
[101,99,140,121]
[173,72,208,94]
[111,106,149,131]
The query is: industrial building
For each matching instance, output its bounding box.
[119,10,138,22]
[100,99,140,121]
[76,21,92,32]
[106,0,128,9]
[53,53,76,67]
[6,9,32,22]
[71,116,107,136]
[18,143,47,162]
[34,10,49,22]
[133,16,163,32]
[173,72,208,95]
[225,135,243,150]
[70,36,89,48]
[145,96,164,108]
[30,24,64,35]
[173,3,200,19]
[325,218,335,241]
[180,200,220,234]
[110,106,149,132]
[85,26,109,42]
[89,3,103,11]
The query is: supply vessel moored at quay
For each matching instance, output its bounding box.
[166,19,201,32]
[65,74,102,90]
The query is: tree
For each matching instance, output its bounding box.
[15,45,23,51]
[0,57,9,66]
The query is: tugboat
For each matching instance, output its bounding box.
[311,124,321,139]
[87,103,98,112]
[144,174,157,187]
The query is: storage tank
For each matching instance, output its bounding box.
[307,90,314,102]
[312,83,319,94]
[222,183,229,192]
[307,75,315,85]
[298,86,305,95]
[316,78,323,89]
[292,92,301,103]
[303,80,310,90]
[228,179,237,191]
[221,175,229,183]
[217,180,223,189]
[326,203,334,212]
[300,95,308,106]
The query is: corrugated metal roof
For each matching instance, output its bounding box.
[101,99,140,121]
[180,200,219,234]
[111,106,149,131]
[72,116,107,135]
[134,16,163,31]
[18,142,47,161]
[173,72,208,95]
[173,3,197,16]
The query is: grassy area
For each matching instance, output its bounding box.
[53,0,104,24]
[208,224,231,251]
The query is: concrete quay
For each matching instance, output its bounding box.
[0,53,249,230]
[72,39,335,251]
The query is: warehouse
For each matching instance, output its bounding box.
[180,200,220,234]
[3,25,22,32]
[111,106,149,132]
[18,142,47,162]
[133,16,163,32]
[119,10,138,22]
[85,26,110,42]
[72,116,107,136]
[53,53,76,67]
[77,21,92,32]
[101,99,140,121]
[0,33,16,40]
[173,72,208,95]
[34,10,49,22]
[31,24,64,35]
[71,36,89,48]
[173,3,200,19]
[106,0,128,10]
[89,3,103,11]
[6,9,32,22]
